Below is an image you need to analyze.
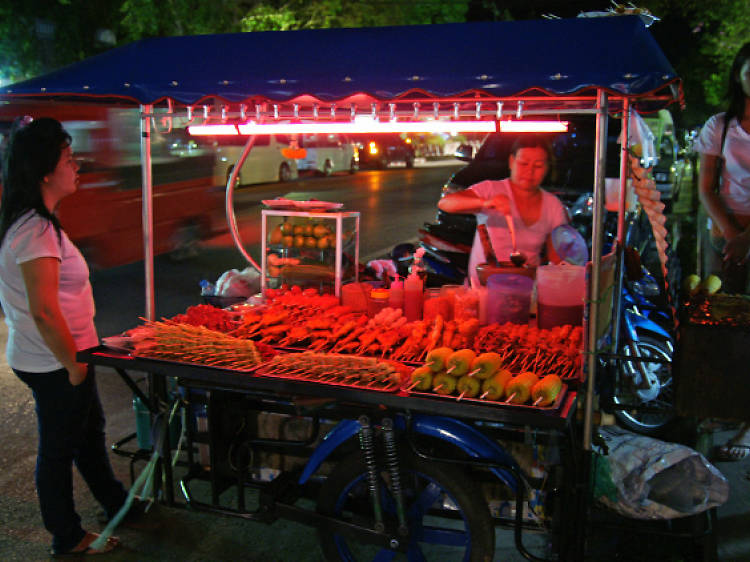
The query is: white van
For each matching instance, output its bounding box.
[295,133,358,175]
[211,134,299,187]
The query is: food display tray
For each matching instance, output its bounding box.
[403,382,568,413]
[80,346,577,428]
[253,363,405,393]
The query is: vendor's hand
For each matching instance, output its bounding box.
[68,362,88,386]
[723,230,750,264]
[481,194,511,215]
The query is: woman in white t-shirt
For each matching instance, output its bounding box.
[694,43,750,462]
[695,42,750,290]
[438,136,569,285]
[0,118,133,556]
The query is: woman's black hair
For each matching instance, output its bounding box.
[0,117,71,248]
[726,42,750,125]
[509,134,555,164]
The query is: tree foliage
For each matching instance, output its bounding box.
[239,0,468,31]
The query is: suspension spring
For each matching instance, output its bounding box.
[358,415,384,532]
[382,418,408,536]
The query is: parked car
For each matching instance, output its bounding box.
[352,133,416,169]
[211,134,298,187]
[295,133,358,175]
[437,117,623,236]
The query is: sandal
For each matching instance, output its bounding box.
[714,443,750,462]
[50,532,120,557]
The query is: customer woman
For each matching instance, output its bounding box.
[694,42,750,461]
[0,117,128,555]
[438,135,569,284]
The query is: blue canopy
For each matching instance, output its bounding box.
[0,16,679,107]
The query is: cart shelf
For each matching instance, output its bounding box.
[80,346,576,429]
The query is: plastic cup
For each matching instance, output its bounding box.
[486,274,534,325]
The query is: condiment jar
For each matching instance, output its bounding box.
[368,288,390,317]
[422,288,445,322]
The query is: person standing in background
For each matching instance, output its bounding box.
[694,42,750,461]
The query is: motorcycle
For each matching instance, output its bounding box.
[604,211,676,435]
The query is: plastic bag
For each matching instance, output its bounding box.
[593,426,728,520]
[215,267,260,297]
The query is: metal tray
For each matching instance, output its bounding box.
[253,357,409,393]
[403,381,567,412]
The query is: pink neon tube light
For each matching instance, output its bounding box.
[187,120,568,136]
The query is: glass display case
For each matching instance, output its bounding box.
[261,210,360,296]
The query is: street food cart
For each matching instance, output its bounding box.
[1,16,683,560]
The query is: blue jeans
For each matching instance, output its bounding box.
[14,366,127,552]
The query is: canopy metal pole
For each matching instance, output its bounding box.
[583,90,608,451]
[609,101,631,355]
[225,134,262,272]
[617,101,630,245]
[140,104,155,320]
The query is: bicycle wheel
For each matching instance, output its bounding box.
[317,450,494,562]
[614,335,675,435]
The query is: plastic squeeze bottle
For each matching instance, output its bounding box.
[404,249,425,321]
[389,274,404,311]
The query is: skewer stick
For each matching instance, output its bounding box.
[467,368,481,378]
[457,390,467,401]
[533,396,544,407]
[433,384,445,392]
[446,365,456,374]
[406,379,422,392]
[480,390,491,400]
[505,392,517,404]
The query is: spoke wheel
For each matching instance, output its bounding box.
[317,450,494,562]
[613,335,675,435]
[279,162,292,182]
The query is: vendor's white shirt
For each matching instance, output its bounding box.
[467,179,568,283]
[0,211,98,372]
[694,113,750,214]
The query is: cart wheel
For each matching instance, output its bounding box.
[317,450,494,562]
[614,335,675,435]
[279,162,292,182]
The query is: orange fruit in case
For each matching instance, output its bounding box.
[269,225,283,244]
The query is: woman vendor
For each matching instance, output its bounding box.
[438,136,569,284]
